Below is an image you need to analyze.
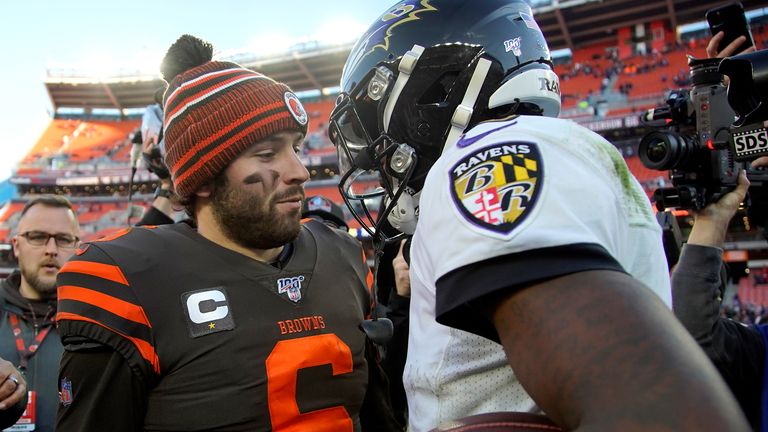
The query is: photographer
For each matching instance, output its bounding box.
[671,33,766,431]
[671,170,765,430]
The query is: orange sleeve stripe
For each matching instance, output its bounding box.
[58,285,151,328]
[60,261,129,286]
[56,311,160,374]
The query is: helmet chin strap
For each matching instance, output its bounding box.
[383,44,425,133]
[443,57,493,153]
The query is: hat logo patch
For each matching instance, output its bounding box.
[307,196,333,213]
[284,92,308,126]
[450,142,542,236]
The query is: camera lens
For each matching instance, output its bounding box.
[639,131,695,171]
[645,140,668,164]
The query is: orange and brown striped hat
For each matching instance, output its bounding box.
[162,61,308,198]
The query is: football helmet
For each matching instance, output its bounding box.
[329,0,561,242]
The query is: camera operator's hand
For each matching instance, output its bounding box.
[707,32,757,86]
[141,131,171,182]
[707,32,757,58]
[142,128,159,152]
[687,170,749,248]
[142,148,171,181]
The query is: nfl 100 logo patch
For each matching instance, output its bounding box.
[503,37,522,56]
[449,141,543,236]
[277,276,305,302]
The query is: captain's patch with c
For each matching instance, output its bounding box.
[181,287,235,338]
[450,142,542,235]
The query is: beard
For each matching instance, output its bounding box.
[210,175,304,250]
[20,264,58,298]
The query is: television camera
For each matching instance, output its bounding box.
[638,50,768,212]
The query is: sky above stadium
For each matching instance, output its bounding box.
[0,0,390,182]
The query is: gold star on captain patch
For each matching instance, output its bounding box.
[208,322,216,329]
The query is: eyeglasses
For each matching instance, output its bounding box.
[18,231,79,249]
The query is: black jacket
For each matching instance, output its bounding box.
[672,244,765,431]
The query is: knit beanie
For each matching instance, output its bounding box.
[160,35,309,198]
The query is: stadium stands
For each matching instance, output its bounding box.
[302,99,336,156]
[22,119,139,165]
[0,201,24,225]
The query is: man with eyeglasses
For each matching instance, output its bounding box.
[0,195,80,432]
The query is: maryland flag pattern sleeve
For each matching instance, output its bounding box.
[57,237,159,381]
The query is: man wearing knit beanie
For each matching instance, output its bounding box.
[55,35,400,432]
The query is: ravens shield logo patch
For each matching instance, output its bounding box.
[449,142,542,235]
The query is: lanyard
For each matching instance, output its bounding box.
[8,313,52,371]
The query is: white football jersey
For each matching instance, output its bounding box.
[404,115,671,431]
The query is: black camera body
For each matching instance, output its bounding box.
[639,51,768,211]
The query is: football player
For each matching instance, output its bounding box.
[329,0,749,430]
[56,35,398,431]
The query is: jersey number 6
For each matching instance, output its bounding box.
[266,333,354,431]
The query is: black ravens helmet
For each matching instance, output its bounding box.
[329,0,561,242]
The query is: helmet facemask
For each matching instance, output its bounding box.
[330,44,489,242]
[330,87,418,242]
